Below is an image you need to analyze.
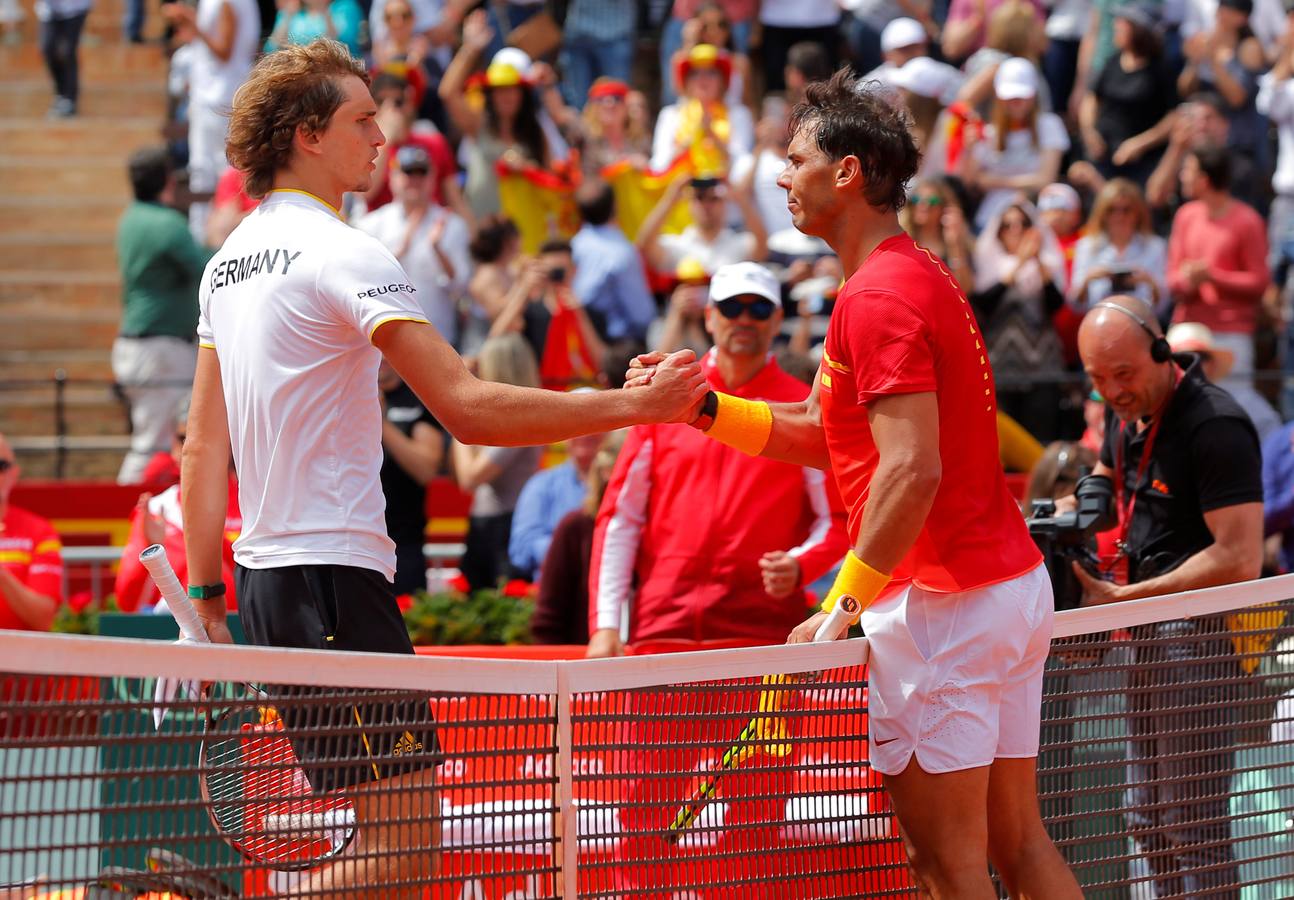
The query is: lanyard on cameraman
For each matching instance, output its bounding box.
[1112,366,1181,561]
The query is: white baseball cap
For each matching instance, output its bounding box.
[994,57,1039,101]
[881,17,927,53]
[708,262,781,306]
[1038,182,1081,213]
[890,56,960,100]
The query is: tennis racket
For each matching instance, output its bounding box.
[663,595,861,843]
[140,545,357,871]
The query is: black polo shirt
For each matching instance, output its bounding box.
[1099,354,1262,583]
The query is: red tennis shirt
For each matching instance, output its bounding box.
[818,233,1040,593]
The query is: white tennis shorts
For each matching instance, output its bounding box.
[862,563,1053,776]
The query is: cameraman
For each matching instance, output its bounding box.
[1069,295,1263,898]
[489,239,607,390]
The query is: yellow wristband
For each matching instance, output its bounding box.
[822,552,891,624]
[706,392,774,457]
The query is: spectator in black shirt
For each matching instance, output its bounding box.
[1079,3,1177,187]
[1069,295,1263,899]
[379,361,446,595]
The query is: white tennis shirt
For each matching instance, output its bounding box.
[197,189,429,579]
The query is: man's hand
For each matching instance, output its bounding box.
[760,551,801,599]
[460,8,493,51]
[137,493,166,546]
[624,350,667,389]
[586,628,623,658]
[635,350,708,423]
[199,615,235,645]
[1072,561,1125,606]
[787,611,832,644]
[1183,259,1210,289]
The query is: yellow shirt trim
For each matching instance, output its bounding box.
[198,341,216,350]
[368,315,430,343]
[34,539,62,555]
[822,348,852,373]
[267,188,343,220]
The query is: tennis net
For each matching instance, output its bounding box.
[1,573,1293,898]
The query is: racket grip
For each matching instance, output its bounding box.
[813,594,861,642]
[140,544,209,643]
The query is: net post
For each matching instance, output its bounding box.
[556,661,578,900]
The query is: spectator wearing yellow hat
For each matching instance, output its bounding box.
[650,43,754,173]
[439,9,566,219]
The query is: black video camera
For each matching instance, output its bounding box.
[1026,473,1117,610]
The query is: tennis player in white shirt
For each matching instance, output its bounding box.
[181,38,706,897]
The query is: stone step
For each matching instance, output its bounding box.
[0,197,126,236]
[0,307,118,351]
[0,234,118,272]
[0,116,163,157]
[0,349,115,383]
[13,447,126,482]
[0,43,168,84]
[0,155,130,199]
[0,388,129,437]
[0,270,121,308]
[0,81,167,118]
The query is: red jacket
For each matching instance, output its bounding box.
[589,352,849,644]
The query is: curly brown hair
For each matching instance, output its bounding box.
[225,40,370,199]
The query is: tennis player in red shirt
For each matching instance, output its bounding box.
[631,70,1080,898]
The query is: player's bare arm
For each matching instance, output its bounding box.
[179,347,235,644]
[625,351,831,470]
[374,319,709,444]
[788,391,941,643]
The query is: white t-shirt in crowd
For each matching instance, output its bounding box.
[656,226,757,274]
[760,0,840,27]
[1258,72,1294,196]
[972,112,1070,228]
[355,202,471,345]
[729,149,793,236]
[197,190,430,579]
[191,0,260,110]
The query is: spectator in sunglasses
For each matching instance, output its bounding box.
[901,177,975,294]
[588,262,849,658]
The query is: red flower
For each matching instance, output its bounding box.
[447,573,471,594]
[395,593,414,612]
[502,579,535,598]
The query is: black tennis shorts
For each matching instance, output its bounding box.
[235,563,440,794]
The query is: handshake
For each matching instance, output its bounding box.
[621,349,709,426]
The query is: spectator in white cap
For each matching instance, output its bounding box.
[889,56,965,161]
[1167,321,1281,440]
[1037,182,1084,279]
[961,56,1070,229]
[956,2,1052,116]
[842,1,936,74]
[587,259,849,658]
[861,17,930,84]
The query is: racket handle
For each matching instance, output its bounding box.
[813,594,861,643]
[140,543,209,643]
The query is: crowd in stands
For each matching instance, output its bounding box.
[13,0,1294,655]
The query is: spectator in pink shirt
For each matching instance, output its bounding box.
[1166,143,1269,396]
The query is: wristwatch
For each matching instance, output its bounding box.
[187,583,227,600]
[690,390,718,431]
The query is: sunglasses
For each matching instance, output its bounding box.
[0,459,13,472]
[914,194,944,206]
[714,297,777,320]
[400,167,430,177]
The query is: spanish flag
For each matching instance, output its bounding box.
[496,159,581,254]
[600,151,695,243]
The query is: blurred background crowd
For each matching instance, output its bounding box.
[8,0,1294,650]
